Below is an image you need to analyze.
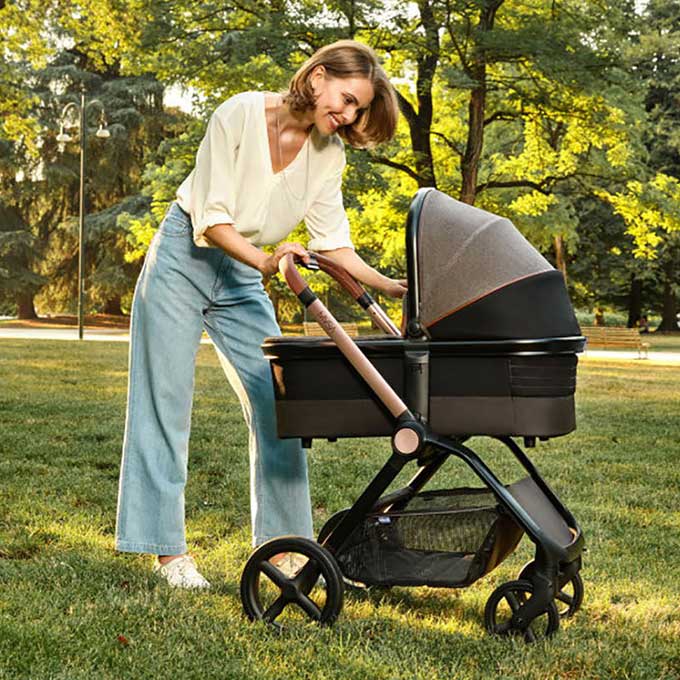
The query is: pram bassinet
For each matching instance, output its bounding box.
[264,189,584,440]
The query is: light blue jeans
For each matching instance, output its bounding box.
[115,202,313,554]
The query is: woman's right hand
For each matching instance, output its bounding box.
[258,241,310,278]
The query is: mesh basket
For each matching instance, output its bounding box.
[335,488,524,588]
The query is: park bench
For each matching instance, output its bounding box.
[582,325,650,359]
[303,321,359,337]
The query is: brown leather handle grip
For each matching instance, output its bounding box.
[278,252,401,336]
[310,252,367,300]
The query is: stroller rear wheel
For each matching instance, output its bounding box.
[484,579,560,642]
[518,560,584,619]
[240,536,344,626]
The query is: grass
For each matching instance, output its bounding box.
[1,340,679,680]
[643,333,680,353]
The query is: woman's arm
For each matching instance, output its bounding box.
[317,247,407,298]
[204,223,310,277]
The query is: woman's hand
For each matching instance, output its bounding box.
[258,242,310,278]
[381,278,408,298]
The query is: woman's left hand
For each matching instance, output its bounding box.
[382,278,408,298]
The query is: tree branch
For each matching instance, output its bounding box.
[484,110,519,126]
[431,130,464,156]
[367,154,423,184]
[395,89,418,128]
[476,179,555,195]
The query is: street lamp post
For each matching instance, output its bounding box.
[57,85,110,340]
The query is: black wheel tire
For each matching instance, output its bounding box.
[240,536,344,626]
[518,560,584,619]
[484,579,560,643]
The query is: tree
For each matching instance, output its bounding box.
[0,44,186,317]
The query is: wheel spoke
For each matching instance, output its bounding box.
[294,591,322,620]
[524,624,538,644]
[504,591,522,612]
[495,621,513,636]
[263,596,287,622]
[556,590,574,606]
[259,560,290,589]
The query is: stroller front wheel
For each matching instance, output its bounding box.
[484,579,560,642]
[518,560,584,619]
[240,536,344,626]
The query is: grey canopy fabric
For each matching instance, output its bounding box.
[417,190,554,329]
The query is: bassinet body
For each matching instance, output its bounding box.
[264,189,584,439]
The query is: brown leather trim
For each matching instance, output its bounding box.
[313,252,366,299]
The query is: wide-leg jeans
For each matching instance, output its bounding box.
[115,202,313,555]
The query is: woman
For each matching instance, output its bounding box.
[115,40,405,589]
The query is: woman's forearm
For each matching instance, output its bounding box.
[317,247,398,291]
[204,223,310,277]
[204,223,269,272]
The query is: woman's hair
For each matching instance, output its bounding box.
[285,40,399,148]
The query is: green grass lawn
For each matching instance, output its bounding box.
[1,340,679,679]
[645,333,680,353]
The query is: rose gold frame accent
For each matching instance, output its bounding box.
[279,254,409,419]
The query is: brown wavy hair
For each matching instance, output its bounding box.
[285,40,399,149]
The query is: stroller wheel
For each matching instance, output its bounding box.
[484,579,560,643]
[240,536,344,626]
[518,560,584,619]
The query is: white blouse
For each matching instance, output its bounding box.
[176,91,354,251]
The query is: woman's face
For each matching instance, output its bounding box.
[309,67,375,136]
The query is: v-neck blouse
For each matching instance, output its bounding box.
[176,91,353,251]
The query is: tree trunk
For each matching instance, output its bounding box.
[627,276,643,328]
[459,0,504,205]
[389,1,439,188]
[657,259,678,331]
[16,292,38,320]
[553,235,567,281]
[460,84,486,204]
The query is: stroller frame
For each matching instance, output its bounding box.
[240,190,585,641]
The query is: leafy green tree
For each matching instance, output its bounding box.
[0,45,184,317]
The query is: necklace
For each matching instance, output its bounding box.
[275,95,310,205]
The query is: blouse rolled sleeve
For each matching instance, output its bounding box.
[304,166,354,252]
[184,102,240,247]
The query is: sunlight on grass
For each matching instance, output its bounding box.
[1,340,679,679]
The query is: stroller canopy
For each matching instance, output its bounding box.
[407,189,580,340]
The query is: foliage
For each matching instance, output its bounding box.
[1,0,678,324]
[598,173,680,259]
[0,42,188,315]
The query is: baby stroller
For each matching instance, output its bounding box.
[240,188,585,642]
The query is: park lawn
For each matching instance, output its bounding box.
[0,340,678,680]
[645,333,680,353]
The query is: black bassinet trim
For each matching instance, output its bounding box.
[427,270,581,340]
[263,335,586,359]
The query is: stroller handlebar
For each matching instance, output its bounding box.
[279,252,400,336]
[278,253,409,419]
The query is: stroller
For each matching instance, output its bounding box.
[240,189,585,642]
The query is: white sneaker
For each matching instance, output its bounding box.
[153,555,211,590]
[270,552,309,579]
[270,553,326,588]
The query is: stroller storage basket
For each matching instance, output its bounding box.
[335,486,524,588]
